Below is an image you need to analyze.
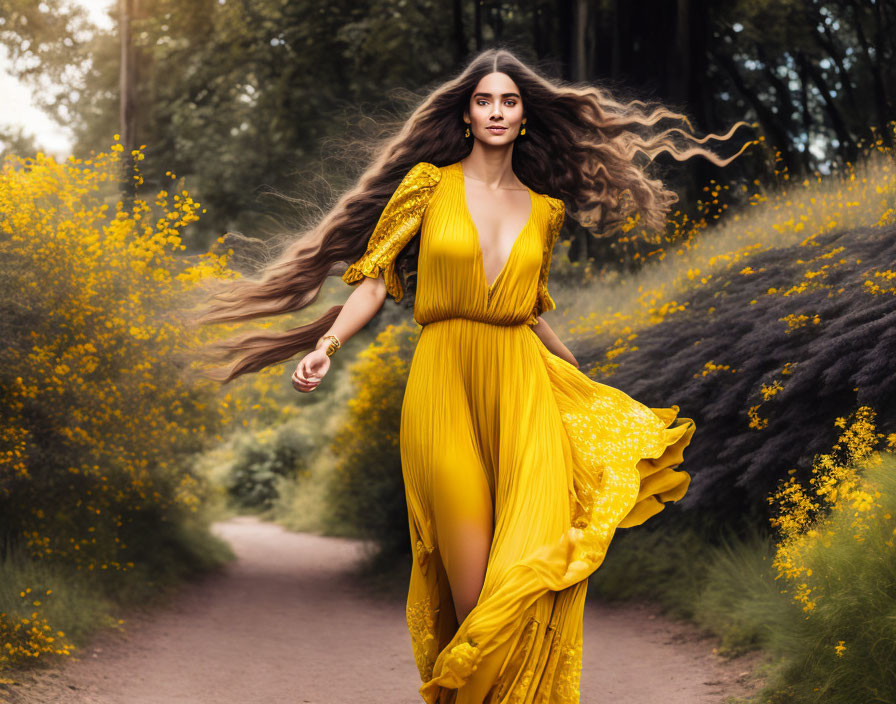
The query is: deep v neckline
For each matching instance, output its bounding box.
[458,161,536,296]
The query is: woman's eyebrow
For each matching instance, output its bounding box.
[473,92,521,98]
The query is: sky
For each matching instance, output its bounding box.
[0,0,115,159]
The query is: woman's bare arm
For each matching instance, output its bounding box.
[292,276,387,392]
[530,316,579,368]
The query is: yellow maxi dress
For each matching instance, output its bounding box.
[342,161,696,704]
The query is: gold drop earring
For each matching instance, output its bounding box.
[464,123,471,138]
[520,118,527,136]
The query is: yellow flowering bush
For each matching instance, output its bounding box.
[758,407,896,701]
[0,139,290,668]
[768,406,892,614]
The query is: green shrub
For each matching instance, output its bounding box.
[225,424,314,510]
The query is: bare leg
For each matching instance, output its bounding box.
[432,448,494,627]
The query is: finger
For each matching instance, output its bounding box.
[292,378,318,393]
[292,368,318,387]
[302,359,322,382]
[292,372,313,387]
[294,374,319,390]
[300,364,321,383]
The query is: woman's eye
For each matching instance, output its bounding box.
[475,99,517,107]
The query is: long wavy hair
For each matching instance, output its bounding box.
[189,47,751,385]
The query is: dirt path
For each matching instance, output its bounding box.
[1,516,765,703]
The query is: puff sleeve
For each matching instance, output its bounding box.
[342,161,442,303]
[526,196,566,326]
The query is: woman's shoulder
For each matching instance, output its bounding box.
[402,161,444,187]
[537,191,564,212]
[405,160,473,187]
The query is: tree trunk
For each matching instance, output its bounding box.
[453,0,465,65]
[119,0,137,206]
[474,0,483,51]
[571,0,587,81]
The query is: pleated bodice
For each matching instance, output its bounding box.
[412,162,560,328]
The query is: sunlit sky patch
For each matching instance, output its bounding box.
[0,0,114,158]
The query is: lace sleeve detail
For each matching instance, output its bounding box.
[526,196,565,326]
[342,161,441,302]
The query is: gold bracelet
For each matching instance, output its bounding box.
[321,334,341,357]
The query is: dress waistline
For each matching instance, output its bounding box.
[419,316,528,328]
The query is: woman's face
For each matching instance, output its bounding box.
[464,71,525,145]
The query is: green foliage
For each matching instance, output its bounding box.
[268,448,340,535]
[590,518,781,657]
[691,530,782,657]
[758,452,896,702]
[224,424,314,510]
[63,0,464,248]
[0,0,96,127]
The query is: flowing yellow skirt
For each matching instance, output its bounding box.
[399,317,696,704]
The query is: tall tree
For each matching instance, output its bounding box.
[119,0,138,204]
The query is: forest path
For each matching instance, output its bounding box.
[1,516,765,703]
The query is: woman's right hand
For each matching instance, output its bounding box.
[292,348,331,393]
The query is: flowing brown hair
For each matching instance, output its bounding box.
[187,47,751,385]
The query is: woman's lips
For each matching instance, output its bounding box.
[486,126,508,134]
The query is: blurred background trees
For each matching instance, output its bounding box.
[1,0,893,253]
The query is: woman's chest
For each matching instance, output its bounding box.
[418,183,545,286]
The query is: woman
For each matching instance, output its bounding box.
[196,49,749,703]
